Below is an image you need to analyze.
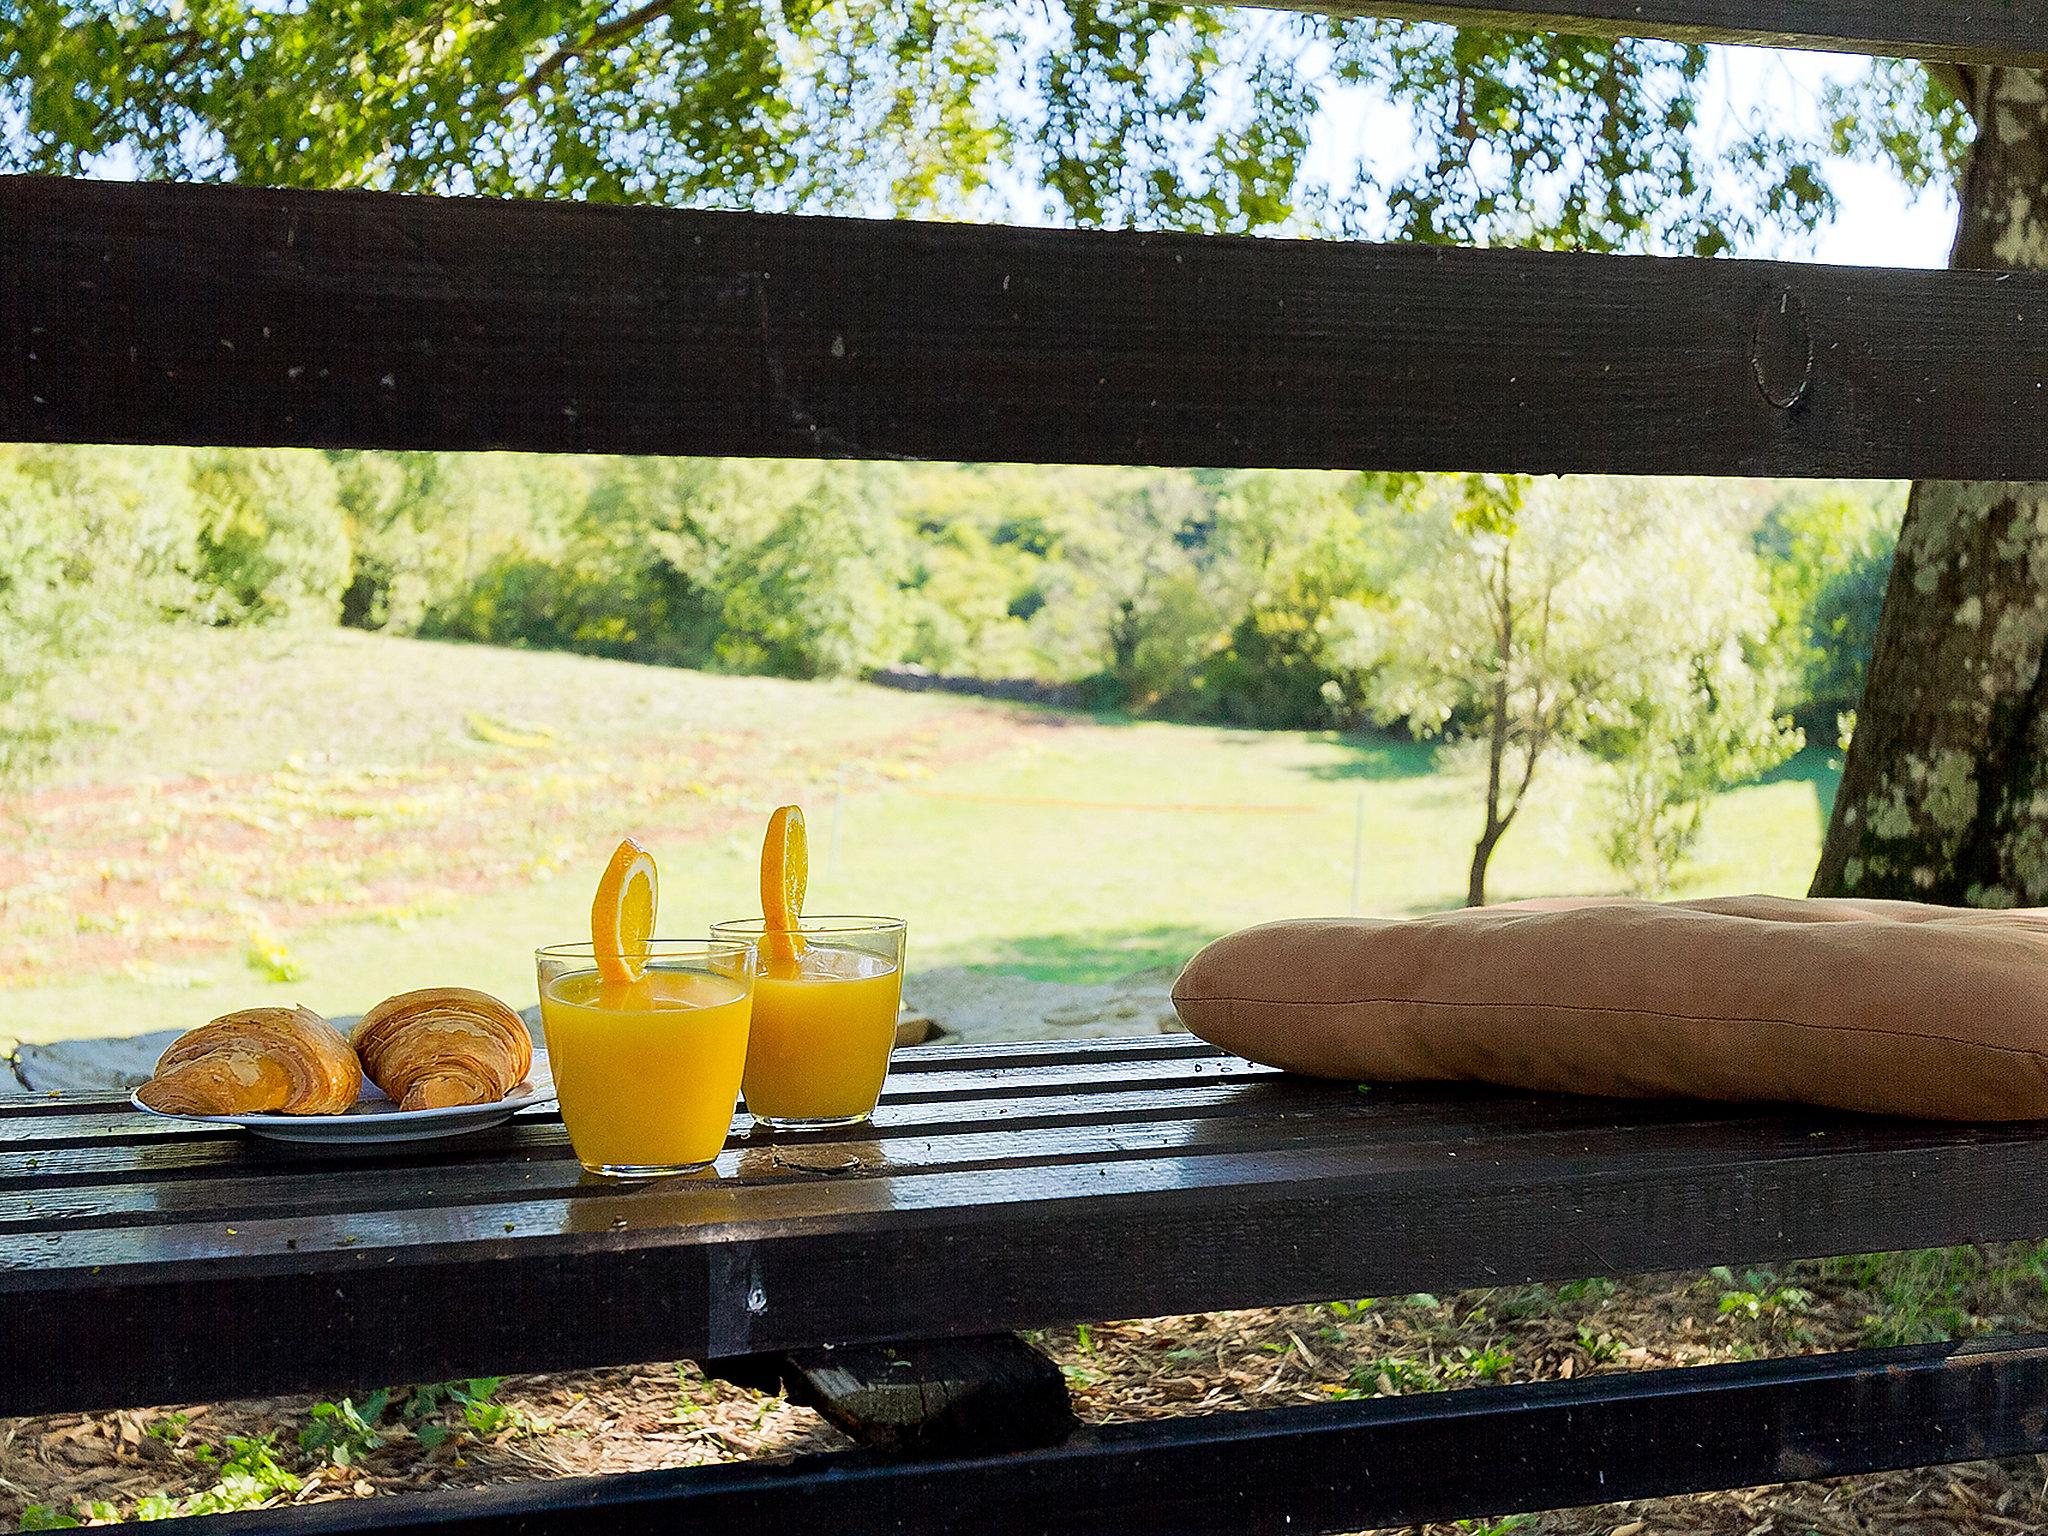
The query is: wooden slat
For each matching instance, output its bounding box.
[8,176,2048,479]
[0,1052,1272,1152]
[166,1335,2048,1536]
[1247,0,2048,68]
[9,1072,2048,1413]
[0,1089,1757,1233]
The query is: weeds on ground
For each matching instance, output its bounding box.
[17,1381,549,1526]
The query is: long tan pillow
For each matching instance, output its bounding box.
[1170,894,2048,1120]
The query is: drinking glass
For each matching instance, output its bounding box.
[708,916,906,1131]
[534,939,755,1177]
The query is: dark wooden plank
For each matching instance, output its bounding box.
[0,1092,1386,1232]
[0,1086,1767,1233]
[1248,0,2048,68]
[162,1335,2048,1535]
[0,1052,1272,1159]
[0,1092,128,1118]
[888,1036,1216,1072]
[9,176,2048,479]
[10,1103,2048,1414]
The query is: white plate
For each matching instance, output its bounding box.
[130,1050,555,1146]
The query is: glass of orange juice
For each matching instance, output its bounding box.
[535,939,755,1178]
[708,916,906,1131]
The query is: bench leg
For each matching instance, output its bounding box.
[705,1333,1078,1455]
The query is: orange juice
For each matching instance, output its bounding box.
[540,968,751,1171]
[742,948,902,1124]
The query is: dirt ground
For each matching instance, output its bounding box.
[8,1249,2048,1532]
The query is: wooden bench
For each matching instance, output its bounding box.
[9,1036,2048,1532]
[8,0,2048,1526]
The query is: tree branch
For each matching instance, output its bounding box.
[510,0,680,105]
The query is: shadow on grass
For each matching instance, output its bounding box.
[1748,745,1843,836]
[1232,727,1445,783]
[931,925,1222,985]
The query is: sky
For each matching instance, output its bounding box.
[8,25,1962,270]
[1298,39,1957,269]
[1694,46,1953,268]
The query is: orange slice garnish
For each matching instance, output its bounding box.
[592,836,658,984]
[760,805,808,973]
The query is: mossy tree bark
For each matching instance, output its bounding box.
[1813,67,2048,906]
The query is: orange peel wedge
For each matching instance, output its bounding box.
[759,805,808,973]
[591,836,658,984]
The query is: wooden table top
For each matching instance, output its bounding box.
[7,1035,2048,1418]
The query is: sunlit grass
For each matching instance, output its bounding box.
[1,631,1836,1046]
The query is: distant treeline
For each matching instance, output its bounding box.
[0,444,1898,734]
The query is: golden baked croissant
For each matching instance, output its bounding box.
[137,1005,362,1115]
[352,987,532,1111]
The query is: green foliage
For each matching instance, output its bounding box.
[1192,474,1398,728]
[1574,1325,1621,1363]
[1583,500,1803,895]
[337,453,586,635]
[1554,1276,1615,1304]
[300,1390,393,1467]
[0,1,1874,259]
[1342,476,1803,899]
[1824,59,1974,193]
[1755,485,1903,731]
[1443,1341,1513,1382]
[1329,25,1833,253]
[1711,1267,1814,1323]
[403,1376,535,1448]
[64,1432,307,1522]
[1354,1353,1441,1395]
[0,445,199,787]
[719,469,911,679]
[1823,1244,2048,1348]
[188,450,352,624]
[1456,1518,1531,1536]
[194,1434,303,1512]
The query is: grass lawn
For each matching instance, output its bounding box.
[0,628,1839,1048]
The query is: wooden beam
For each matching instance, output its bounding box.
[5,175,2048,480]
[192,1335,2048,1534]
[1242,0,2048,70]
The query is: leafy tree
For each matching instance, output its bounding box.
[1341,475,1639,906]
[1752,485,1902,735]
[0,445,198,785]
[5,2,2036,901]
[894,468,1048,679]
[1344,476,1796,902]
[718,465,912,678]
[0,4,1831,246]
[1194,472,1397,727]
[187,449,351,623]
[336,452,588,635]
[1045,470,1220,707]
[1586,507,1801,894]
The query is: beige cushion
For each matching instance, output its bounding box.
[1170,895,2048,1120]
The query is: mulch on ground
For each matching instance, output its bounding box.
[8,1247,2048,1532]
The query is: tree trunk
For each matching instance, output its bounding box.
[1813,67,2048,905]
[1467,818,1505,907]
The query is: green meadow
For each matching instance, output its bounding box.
[0,628,1836,1048]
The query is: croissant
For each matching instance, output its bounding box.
[137,1006,362,1115]
[352,987,532,1111]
